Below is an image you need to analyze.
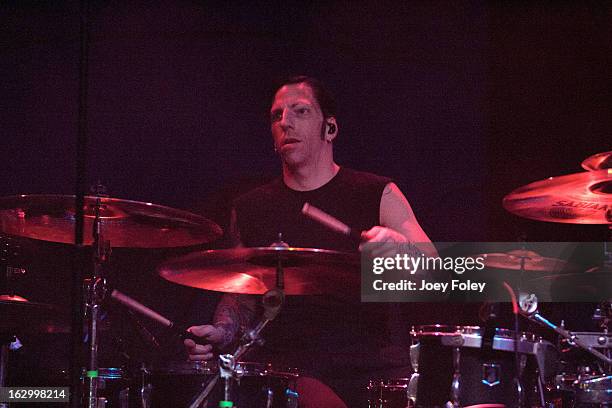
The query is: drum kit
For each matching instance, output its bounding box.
[0,151,610,407]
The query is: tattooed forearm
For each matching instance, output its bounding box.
[212,293,257,350]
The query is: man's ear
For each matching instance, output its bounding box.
[325,117,338,142]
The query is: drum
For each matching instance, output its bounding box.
[409,325,557,407]
[367,378,415,408]
[138,360,299,408]
[556,331,612,407]
[83,367,130,408]
[138,360,216,408]
[575,374,612,406]
[232,362,299,408]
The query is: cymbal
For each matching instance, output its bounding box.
[0,297,69,334]
[0,194,222,248]
[475,250,576,272]
[503,170,612,224]
[582,151,612,171]
[158,247,360,295]
[524,271,612,302]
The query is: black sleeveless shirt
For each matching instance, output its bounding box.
[234,167,390,251]
[233,167,399,371]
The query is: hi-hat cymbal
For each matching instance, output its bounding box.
[503,170,612,224]
[0,195,222,248]
[474,250,576,272]
[0,297,69,334]
[158,247,360,295]
[582,151,612,171]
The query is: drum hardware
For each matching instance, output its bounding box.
[84,189,113,408]
[185,294,285,407]
[232,362,299,408]
[80,367,129,408]
[0,191,223,407]
[592,301,612,332]
[366,378,414,408]
[503,167,612,407]
[479,257,533,407]
[408,325,554,407]
[111,237,293,407]
[519,294,612,369]
[188,236,289,408]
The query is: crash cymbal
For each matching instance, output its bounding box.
[158,247,360,295]
[0,297,69,334]
[0,194,222,248]
[582,151,612,171]
[475,250,576,272]
[503,169,612,224]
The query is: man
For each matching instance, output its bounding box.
[185,76,436,407]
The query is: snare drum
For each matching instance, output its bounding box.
[409,325,556,407]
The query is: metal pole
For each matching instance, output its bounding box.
[71,0,90,406]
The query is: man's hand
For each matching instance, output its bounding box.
[359,226,407,258]
[183,324,228,361]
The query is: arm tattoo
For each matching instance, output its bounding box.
[212,293,257,351]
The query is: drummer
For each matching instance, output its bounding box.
[184,76,436,407]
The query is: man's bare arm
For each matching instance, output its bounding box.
[379,182,437,257]
[360,182,437,258]
[212,293,257,351]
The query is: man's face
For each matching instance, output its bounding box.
[270,83,326,168]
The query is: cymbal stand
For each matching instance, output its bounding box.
[188,245,286,408]
[84,192,111,408]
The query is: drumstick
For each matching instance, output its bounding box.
[301,202,363,241]
[110,289,198,341]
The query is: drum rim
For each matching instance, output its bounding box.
[146,360,217,375]
[411,324,538,342]
[235,361,300,378]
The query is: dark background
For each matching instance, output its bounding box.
[1,0,610,374]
